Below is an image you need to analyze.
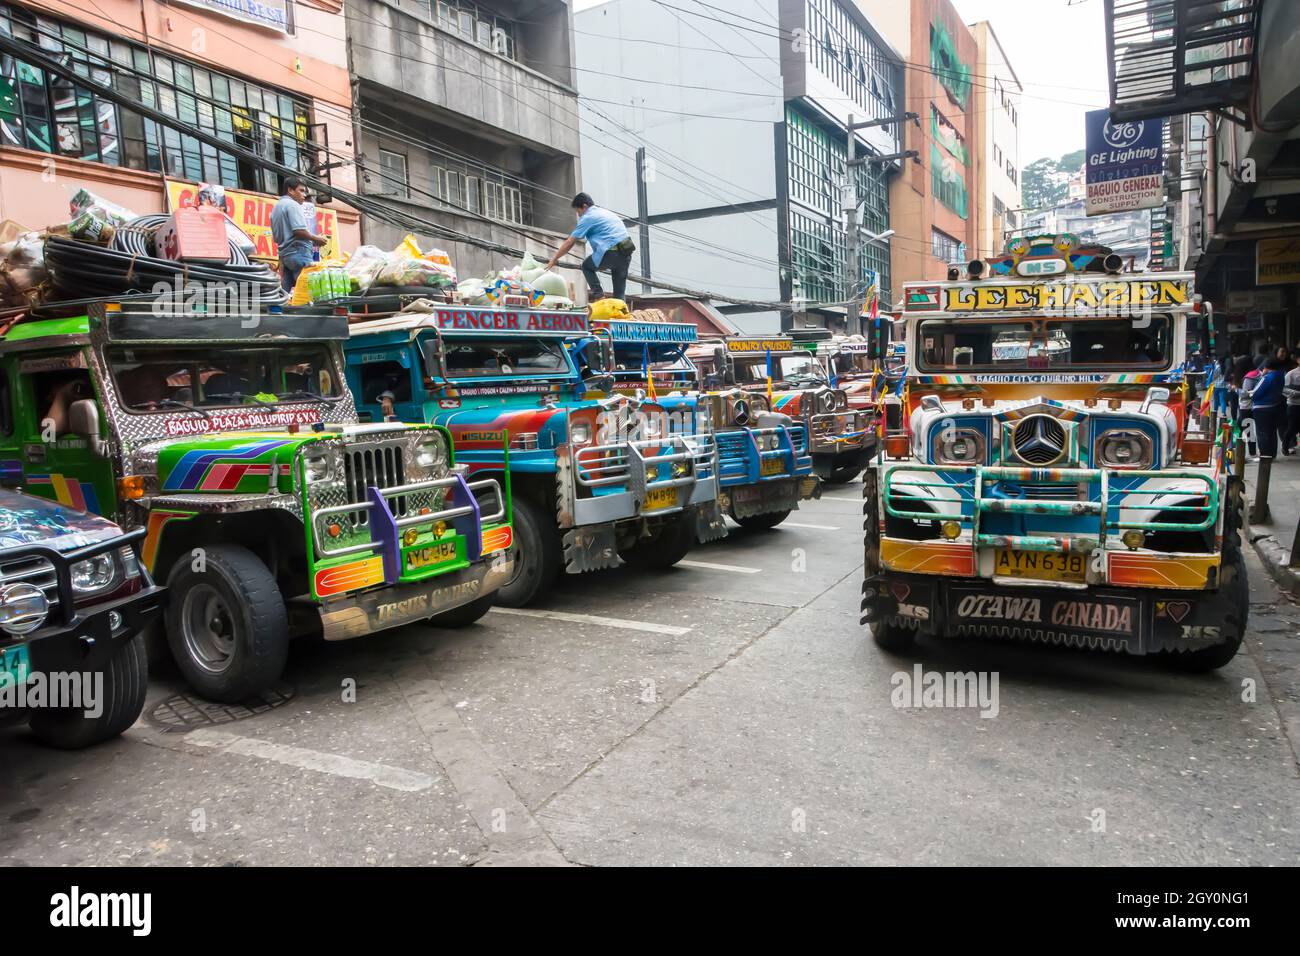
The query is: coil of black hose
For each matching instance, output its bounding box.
[48,234,285,305]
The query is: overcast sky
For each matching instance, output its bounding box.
[571,0,1109,164]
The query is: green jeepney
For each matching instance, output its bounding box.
[0,301,514,702]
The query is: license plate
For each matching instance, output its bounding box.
[406,540,458,571]
[761,457,785,476]
[0,644,31,687]
[644,487,678,511]
[994,549,1086,583]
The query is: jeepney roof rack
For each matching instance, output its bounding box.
[91,298,351,343]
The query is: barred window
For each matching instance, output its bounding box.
[804,0,902,143]
[0,2,314,192]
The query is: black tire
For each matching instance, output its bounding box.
[826,465,861,485]
[28,631,148,750]
[871,618,917,653]
[427,593,495,628]
[164,544,289,703]
[1165,483,1247,672]
[733,509,792,531]
[618,515,696,569]
[496,495,561,608]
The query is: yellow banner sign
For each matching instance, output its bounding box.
[727,337,794,353]
[943,278,1190,313]
[1257,237,1300,287]
[166,178,340,261]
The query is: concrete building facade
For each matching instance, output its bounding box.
[968,19,1021,260]
[345,0,582,281]
[574,0,905,333]
[0,0,361,249]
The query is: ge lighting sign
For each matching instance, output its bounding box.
[1084,109,1165,216]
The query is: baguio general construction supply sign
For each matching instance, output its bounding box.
[1085,109,1165,216]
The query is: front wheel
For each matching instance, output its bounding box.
[618,516,695,569]
[825,464,861,484]
[871,618,917,653]
[165,544,289,703]
[496,495,561,608]
[28,632,148,749]
[733,509,791,532]
[427,594,495,628]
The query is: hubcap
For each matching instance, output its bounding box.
[181,584,237,675]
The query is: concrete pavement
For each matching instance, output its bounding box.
[2,485,1297,866]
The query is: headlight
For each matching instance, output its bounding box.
[1095,429,1153,469]
[0,582,48,636]
[302,444,339,484]
[932,427,987,465]
[71,552,119,595]
[570,420,592,445]
[834,391,848,410]
[415,433,448,471]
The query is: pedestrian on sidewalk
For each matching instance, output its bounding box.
[1283,360,1300,454]
[1240,366,1261,457]
[543,193,636,302]
[1251,356,1286,459]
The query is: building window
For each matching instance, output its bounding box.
[993,144,1002,168]
[0,2,314,193]
[803,0,902,142]
[432,1,516,61]
[377,149,408,198]
[784,103,891,306]
[931,227,962,263]
[1006,160,1017,184]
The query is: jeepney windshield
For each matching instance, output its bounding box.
[108,343,342,411]
[612,344,694,378]
[433,335,570,379]
[732,354,826,385]
[916,317,1173,371]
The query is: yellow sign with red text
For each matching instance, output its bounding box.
[165,178,339,261]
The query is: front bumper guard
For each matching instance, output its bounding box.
[312,473,507,586]
[571,434,718,525]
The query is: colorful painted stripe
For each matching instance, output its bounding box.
[27,473,101,514]
[164,440,293,491]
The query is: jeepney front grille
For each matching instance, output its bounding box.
[0,554,59,640]
[342,442,408,528]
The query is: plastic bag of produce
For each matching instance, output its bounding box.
[532,270,568,297]
[64,187,138,244]
[590,298,630,321]
[344,244,390,292]
[0,231,47,307]
[540,294,574,310]
[457,277,490,305]
[376,256,455,289]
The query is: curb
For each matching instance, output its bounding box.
[1248,526,1300,598]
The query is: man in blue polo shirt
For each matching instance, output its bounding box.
[543,192,635,301]
[270,177,329,293]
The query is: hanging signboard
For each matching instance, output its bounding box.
[1084,109,1165,216]
[171,0,290,34]
[1257,237,1300,287]
[166,179,339,261]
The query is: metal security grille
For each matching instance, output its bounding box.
[0,553,59,630]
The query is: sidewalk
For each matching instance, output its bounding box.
[1243,454,1300,593]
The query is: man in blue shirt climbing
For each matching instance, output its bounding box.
[271,177,330,293]
[544,193,635,301]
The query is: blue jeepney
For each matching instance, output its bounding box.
[577,317,821,531]
[343,302,722,607]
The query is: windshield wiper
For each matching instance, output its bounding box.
[156,398,212,420]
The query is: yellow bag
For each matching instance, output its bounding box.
[590,298,630,321]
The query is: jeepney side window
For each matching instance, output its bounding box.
[33,369,95,438]
[361,360,413,405]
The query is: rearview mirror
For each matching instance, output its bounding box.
[69,399,109,458]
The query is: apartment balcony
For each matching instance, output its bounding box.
[346,0,581,158]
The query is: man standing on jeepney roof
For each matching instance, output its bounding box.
[543,193,635,302]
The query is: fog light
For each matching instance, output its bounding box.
[1121,530,1145,550]
[327,523,342,538]
[108,610,123,631]
[403,528,420,547]
[434,520,448,538]
[941,520,961,540]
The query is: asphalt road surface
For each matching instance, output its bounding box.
[3,482,1297,866]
